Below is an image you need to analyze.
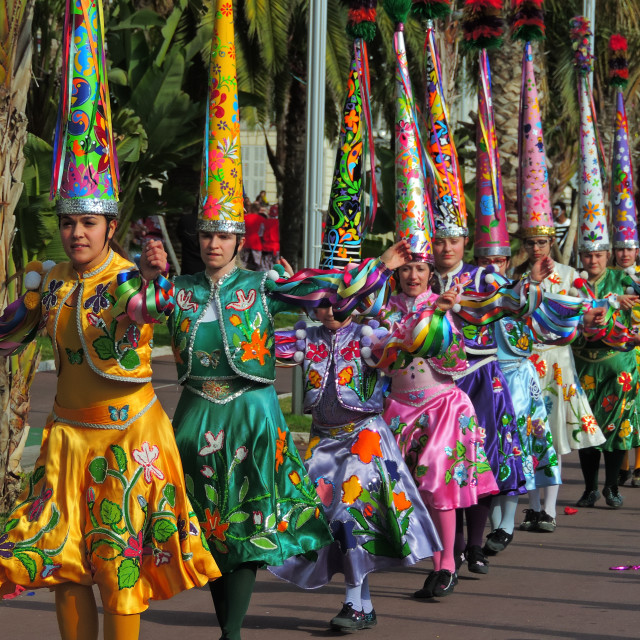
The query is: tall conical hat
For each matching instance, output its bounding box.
[320,1,377,269]
[474,49,510,255]
[385,0,435,262]
[51,0,119,216]
[571,16,609,252]
[609,34,638,249]
[198,0,244,233]
[419,9,468,239]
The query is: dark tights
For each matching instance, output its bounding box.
[578,447,626,492]
[454,495,492,551]
[209,563,258,640]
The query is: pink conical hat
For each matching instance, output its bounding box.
[474,49,510,256]
[517,42,554,238]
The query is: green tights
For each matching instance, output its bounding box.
[209,563,258,640]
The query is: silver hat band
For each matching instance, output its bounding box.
[474,246,511,257]
[198,219,246,234]
[56,198,119,217]
[579,241,611,253]
[613,240,639,249]
[435,227,468,238]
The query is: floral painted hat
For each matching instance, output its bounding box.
[51,0,119,216]
[198,0,244,233]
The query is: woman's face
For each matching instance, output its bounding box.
[398,262,431,297]
[523,236,552,262]
[614,247,639,268]
[314,306,352,331]
[60,214,116,271]
[199,232,245,272]
[581,250,610,280]
[433,237,465,272]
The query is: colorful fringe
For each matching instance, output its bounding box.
[609,34,629,88]
[0,297,42,357]
[511,0,545,42]
[113,272,175,325]
[347,0,377,41]
[412,0,452,20]
[462,0,504,51]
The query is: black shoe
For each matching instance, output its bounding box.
[536,510,556,532]
[330,602,365,632]
[576,489,601,507]
[465,545,489,574]
[519,508,540,532]
[454,549,465,572]
[618,469,632,486]
[432,569,458,597]
[632,469,640,488]
[483,528,514,555]
[413,569,439,599]
[603,486,624,509]
[362,609,377,629]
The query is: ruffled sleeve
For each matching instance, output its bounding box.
[0,295,42,357]
[266,258,393,319]
[274,329,300,362]
[112,271,175,324]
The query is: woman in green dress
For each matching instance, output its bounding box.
[169,229,410,639]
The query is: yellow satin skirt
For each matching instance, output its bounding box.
[0,383,221,614]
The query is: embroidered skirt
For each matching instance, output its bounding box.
[0,383,220,614]
[268,415,440,588]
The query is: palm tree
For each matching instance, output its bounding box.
[0,0,39,511]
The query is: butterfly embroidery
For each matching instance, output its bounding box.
[109,405,130,421]
[408,390,425,402]
[65,347,84,365]
[195,350,221,368]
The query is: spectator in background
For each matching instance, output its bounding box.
[261,204,280,270]
[256,190,269,208]
[240,202,266,270]
[553,201,571,251]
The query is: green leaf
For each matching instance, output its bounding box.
[163,484,176,508]
[93,336,118,360]
[31,465,45,487]
[416,465,428,477]
[228,511,250,523]
[455,441,467,458]
[250,536,278,550]
[100,499,123,526]
[42,504,60,533]
[110,445,128,473]
[213,539,228,554]
[120,349,141,370]
[88,457,108,483]
[185,474,195,497]
[108,9,166,31]
[232,333,242,347]
[4,518,19,533]
[204,484,218,505]
[489,219,500,228]
[117,557,140,589]
[153,518,178,543]
[295,507,315,530]
[476,462,493,474]
[14,552,37,581]
[445,470,452,484]
[347,507,368,530]
[264,513,276,530]
[238,476,249,502]
[361,539,400,558]
[480,225,490,234]
[400,515,410,536]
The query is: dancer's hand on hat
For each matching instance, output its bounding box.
[618,294,639,311]
[436,289,459,312]
[277,257,294,277]
[140,239,168,281]
[583,306,607,328]
[529,256,554,283]
[380,239,412,270]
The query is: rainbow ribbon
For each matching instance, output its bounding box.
[113,271,175,324]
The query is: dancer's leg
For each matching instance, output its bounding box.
[466,496,491,548]
[360,576,373,614]
[604,449,626,491]
[218,563,258,640]
[578,447,600,492]
[344,584,362,611]
[497,494,519,535]
[543,455,562,518]
[428,506,456,572]
[103,613,140,640]
[488,496,502,532]
[54,583,99,640]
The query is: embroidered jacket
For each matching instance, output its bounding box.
[0,250,174,381]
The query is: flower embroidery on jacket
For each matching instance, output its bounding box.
[240,330,269,365]
[84,283,113,314]
[176,289,199,312]
[617,371,633,392]
[306,342,329,363]
[225,289,257,311]
[203,508,230,542]
[350,429,383,464]
[340,340,361,361]
[42,280,64,310]
[338,366,354,386]
[132,442,165,483]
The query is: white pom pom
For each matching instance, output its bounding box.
[626,266,637,276]
[360,346,372,359]
[360,325,373,337]
[569,287,580,297]
[24,271,42,291]
[451,303,461,313]
[267,269,280,282]
[626,286,636,295]
[293,351,304,363]
[608,296,620,310]
[41,260,56,273]
[295,329,307,340]
[580,271,588,280]
[484,273,496,284]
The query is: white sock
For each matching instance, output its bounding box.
[360,576,373,614]
[498,494,519,535]
[543,456,562,519]
[489,497,502,532]
[345,584,362,611]
[528,488,542,512]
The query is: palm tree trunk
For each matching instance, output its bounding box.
[0,0,37,512]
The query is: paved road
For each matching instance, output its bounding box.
[4,359,640,638]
